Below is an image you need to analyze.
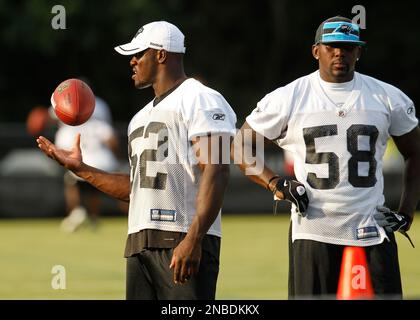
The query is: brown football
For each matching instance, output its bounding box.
[51,78,95,126]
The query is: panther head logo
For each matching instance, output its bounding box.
[336,24,353,35]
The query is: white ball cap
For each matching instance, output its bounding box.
[114,21,186,55]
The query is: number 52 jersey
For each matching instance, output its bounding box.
[127,78,236,237]
[247,71,418,246]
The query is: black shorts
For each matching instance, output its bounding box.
[126,240,220,300]
[77,180,98,195]
[288,223,402,299]
[64,170,97,195]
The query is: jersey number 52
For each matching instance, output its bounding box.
[128,122,168,190]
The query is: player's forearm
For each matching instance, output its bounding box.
[185,164,230,243]
[237,160,280,191]
[73,163,131,202]
[398,155,420,222]
[231,130,284,196]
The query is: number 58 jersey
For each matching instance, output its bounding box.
[247,71,418,246]
[127,78,236,236]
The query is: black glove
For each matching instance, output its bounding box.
[273,179,309,216]
[374,206,410,232]
[374,205,414,247]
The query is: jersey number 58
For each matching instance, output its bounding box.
[303,124,378,190]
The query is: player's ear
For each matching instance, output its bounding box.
[312,44,319,60]
[356,46,362,61]
[156,49,167,64]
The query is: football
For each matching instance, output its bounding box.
[51,78,95,126]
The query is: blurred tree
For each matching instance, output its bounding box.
[0,0,418,124]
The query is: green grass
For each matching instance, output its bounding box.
[0,218,126,299]
[0,214,419,299]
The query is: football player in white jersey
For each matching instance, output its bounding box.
[233,16,420,298]
[54,100,121,232]
[37,21,236,300]
[27,93,121,232]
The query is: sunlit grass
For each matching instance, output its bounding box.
[0,214,418,299]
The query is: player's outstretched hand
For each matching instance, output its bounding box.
[272,179,309,216]
[37,134,83,171]
[169,238,201,284]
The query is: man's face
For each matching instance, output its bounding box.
[312,43,361,82]
[129,48,157,89]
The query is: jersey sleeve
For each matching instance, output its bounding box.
[246,88,290,140]
[388,90,418,136]
[187,92,237,140]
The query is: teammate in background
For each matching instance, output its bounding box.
[37,21,236,299]
[53,97,121,232]
[232,16,420,298]
[27,92,122,232]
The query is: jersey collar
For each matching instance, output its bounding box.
[311,71,362,118]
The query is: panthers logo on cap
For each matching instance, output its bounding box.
[335,24,353,35]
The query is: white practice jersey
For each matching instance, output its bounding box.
[127,78,237,236]
[247,71,418,246]
[55,119,119,172]
[53,96,118,172]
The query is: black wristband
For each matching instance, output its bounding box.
[267,175,281,191]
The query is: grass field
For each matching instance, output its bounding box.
[0,214,419,299]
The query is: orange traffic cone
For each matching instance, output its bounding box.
[337,246,374,300]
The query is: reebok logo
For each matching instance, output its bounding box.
[212,113,225,121]
[150,42,163,48]
[407,106,414,114]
